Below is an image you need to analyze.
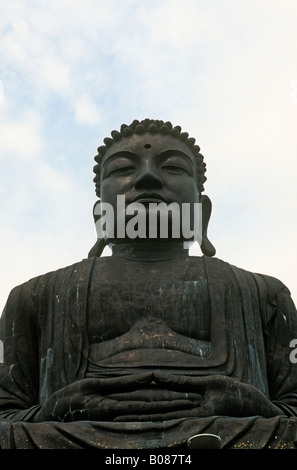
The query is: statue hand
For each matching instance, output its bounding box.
[33,373,155,422]
[153,373,285,418]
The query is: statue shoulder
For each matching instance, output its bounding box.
[223,259,291,300]
[1,258,95,338]
[5,258,95,306]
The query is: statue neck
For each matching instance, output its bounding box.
[110,241,189,261]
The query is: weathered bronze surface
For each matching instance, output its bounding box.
[0,119,297,449]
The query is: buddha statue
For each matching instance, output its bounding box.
[0,119,297,449]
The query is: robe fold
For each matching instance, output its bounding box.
[1,255,297,449]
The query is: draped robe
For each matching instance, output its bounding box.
[1,254,297,449]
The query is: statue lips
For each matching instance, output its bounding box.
[130,193,167,204]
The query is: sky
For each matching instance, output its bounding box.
[0,0,296,313]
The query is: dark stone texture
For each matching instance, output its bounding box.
[1,120,297,449]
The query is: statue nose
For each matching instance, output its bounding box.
[134,170,163,190]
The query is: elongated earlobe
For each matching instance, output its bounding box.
[199,195,216,257]
[88,201,107,257]
[88,238,106,258]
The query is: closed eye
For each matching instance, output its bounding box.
[106,166,136,177]
[161,164,189,174]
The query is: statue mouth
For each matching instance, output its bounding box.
[131,193,167,204]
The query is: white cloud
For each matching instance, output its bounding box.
[39,58,71,94]
[0,110,43,157]
[0,0,296,311]
[149,0,222,49]
[74,93,102,126]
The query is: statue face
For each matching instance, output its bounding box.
[98,132,201,244]
[100,132,200,208]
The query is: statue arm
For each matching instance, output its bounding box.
[0,283,42,422]
[264,282,297,416]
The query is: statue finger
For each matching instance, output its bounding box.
[77,372,154,394]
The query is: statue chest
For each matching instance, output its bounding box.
[87,256,211,343]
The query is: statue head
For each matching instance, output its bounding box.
[89,119,215,257]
